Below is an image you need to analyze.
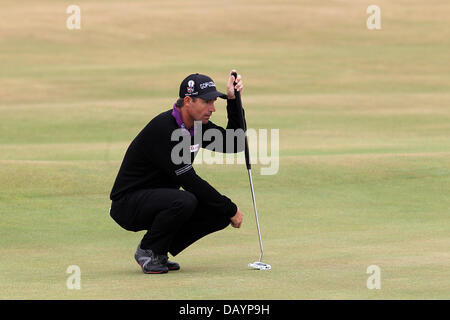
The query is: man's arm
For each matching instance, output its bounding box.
[202,99,246,153]
[142,126,238,219]
[202,71,246,153]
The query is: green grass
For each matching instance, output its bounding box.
[0,0,449,299]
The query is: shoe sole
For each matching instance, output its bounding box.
[168,266,180,271]
[136,257,179,271]
[137,262,168,274]
[144,270,168,274]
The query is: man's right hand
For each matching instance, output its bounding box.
[230,207,243,228]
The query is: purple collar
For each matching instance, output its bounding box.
[172,103,194,136]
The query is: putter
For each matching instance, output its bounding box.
[232,72,271,271]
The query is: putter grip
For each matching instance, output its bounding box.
[231,72,251,170]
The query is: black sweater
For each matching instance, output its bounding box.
[110,99,246,218]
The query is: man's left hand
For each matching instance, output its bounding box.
[226,69,244,99]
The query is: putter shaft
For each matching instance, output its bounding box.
[248,168,263,262]
[231,72,266,266]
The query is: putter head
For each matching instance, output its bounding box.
[248,261,271,270]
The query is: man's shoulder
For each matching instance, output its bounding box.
[131,109,175,144]
[143,109,176,132]
[150,109,174,125]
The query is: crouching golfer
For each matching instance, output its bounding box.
[109,70,245,274]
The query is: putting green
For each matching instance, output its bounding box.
[0,0,449,299]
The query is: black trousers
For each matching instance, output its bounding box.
[110,188,231,256]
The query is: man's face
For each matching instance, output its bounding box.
[186,97,217,124]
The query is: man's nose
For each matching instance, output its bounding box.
[209,103,216,112]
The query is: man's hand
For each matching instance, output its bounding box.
[230,207,243,228]
[226,69,244,99]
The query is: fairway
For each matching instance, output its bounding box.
[1,0,449,299]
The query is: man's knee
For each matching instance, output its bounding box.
[173,191,198,216]
[213,216,231,232]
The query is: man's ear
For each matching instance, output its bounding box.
[184,96,192,106]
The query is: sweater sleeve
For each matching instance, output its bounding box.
[202,98,247,153]
[141,124,238,218]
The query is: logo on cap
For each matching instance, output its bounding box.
[199,81,216,90]
[187,80,195,94]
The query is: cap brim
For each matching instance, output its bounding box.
[197,90,227,100]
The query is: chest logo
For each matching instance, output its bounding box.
[190,144,200,153]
